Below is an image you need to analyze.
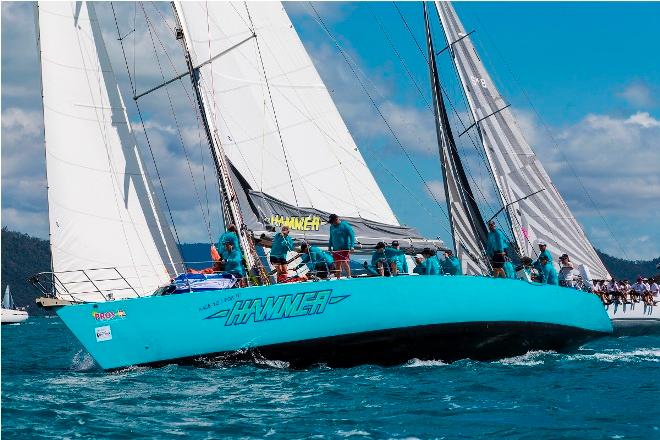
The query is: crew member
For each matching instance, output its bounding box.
[385,240,408,276]
[441,249,461,276]
[533,241,552,275]
[218,224,241,255]
[299,242,335,279]
[539,254,558,285]
[486,220,509,278]
[503,252,516,279]
[221,240,245,282]
[421,248,440,275]
[270,226,295,281]
[413,254,426,275]
[328,214,355,278]
[370,242,389,276]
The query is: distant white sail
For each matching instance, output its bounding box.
[2,286,13,309]
[173,2,399,226]
[37,2,183,301]
[435,1,610,280]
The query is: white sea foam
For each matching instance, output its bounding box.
[498,350,554,366]
[403,358,447,368]
[337,429,370,437]
[71,349,96,371]
[569,348,660,363]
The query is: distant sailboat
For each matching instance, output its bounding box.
[34,1,611,370]
[1,286,28,325]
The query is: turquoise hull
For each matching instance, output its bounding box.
[57,276,612,370]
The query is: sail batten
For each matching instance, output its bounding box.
[38,2,184,301]
[436,1,609,279]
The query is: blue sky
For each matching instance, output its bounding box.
[2,2,659,260]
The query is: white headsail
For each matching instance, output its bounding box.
[435,1,610,279]
[172,2,399,226]
[37,2,183,301]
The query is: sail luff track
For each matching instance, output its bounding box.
[435,1,610,279]
[424,4,489,275]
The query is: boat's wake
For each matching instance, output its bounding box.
[404,358,447,368]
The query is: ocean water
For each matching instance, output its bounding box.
[2,318,659,439]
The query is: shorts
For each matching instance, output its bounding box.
[490,253,505,269]
[314,263,334,279]
[332,250,350,263]
[270,255,287,265]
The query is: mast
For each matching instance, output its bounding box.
[434,1,610,279]
[171,3,269,284]
[423,3,489,275]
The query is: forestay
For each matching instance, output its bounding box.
[37,2,183,301]
[172,2,400,227]
[424,5,489,275]
[435,1,609,279]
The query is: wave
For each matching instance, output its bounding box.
[403,358,447,368]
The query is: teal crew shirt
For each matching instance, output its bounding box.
[486,229,509,256]
[328,221,355,251]
[300,246,334,269]
[271,232,295,259]
[442,256,462,275]
[221,248,244,277]
[541,262,559,285]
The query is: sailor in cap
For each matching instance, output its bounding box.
[533,240,553,280]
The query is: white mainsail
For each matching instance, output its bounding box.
[424,5,488,275]
[435,1,610,280]
[172,2,399,226]
[37,2,183,301]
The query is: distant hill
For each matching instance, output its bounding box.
[1,228,52,315]
[596,249,659,281]
[1,229,657,312]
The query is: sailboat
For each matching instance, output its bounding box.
[432,1,659,332]
[1,286,29,324]
[32,1,611,370]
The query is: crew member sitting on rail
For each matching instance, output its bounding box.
[515,256,534,281]
[441,249,461,276]
[370,242,390,276]
[632,277,648,303]
[299,242,334,279]
[270,226,295,282]
[328,214,355,278]
[539,254,558,285]
[221,240,245,282]
[385,240,408,276]
[421,248,441,275]
[413,254,426,275]
[486,220,509,278]
[649,279,659,305]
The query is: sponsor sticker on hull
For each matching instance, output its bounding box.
[95,325,112,342]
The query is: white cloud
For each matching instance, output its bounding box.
[616,82,656,108]
[625,111,660,128]
[424,180,446,202]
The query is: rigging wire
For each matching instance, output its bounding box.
[141,3,213,242]
[110,2,184,253]
[245,4,301,209]
[378,3,502,222]
[470,11,631,261]
[307,2,453,230]
[150,2,220,240]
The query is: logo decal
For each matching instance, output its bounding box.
[266,215,321,231]
[95,325,112,342]
[92,309,126,322]
[204,289,349,326]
